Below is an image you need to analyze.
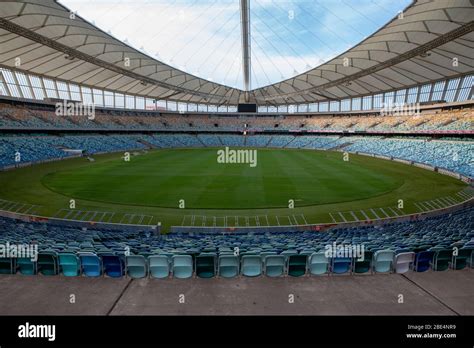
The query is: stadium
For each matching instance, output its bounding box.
[0,0,473,342]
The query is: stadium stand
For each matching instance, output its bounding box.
[0,206,472,277]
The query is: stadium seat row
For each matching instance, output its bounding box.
[1,248,472,279]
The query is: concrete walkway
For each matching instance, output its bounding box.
[0,270,472,315]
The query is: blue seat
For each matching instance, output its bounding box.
[79,253,102,277]
[17,257,36,275]
[241,255,262,277]
[331,257,352,274]
[264,255,285,277]
[126,255,148,278]
[148,255,170,279]
[218,255,239,278]
[309,252,329,275]
[58,252,80,276]
[414,251,434,272]
[172,255,193,279]
[102,255,124,278]
[373,250,395,273]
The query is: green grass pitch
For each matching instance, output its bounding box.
[0,148,468,231]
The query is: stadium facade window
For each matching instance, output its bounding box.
[2,69,21,98]
[69,84,82,101]
[208,104,217,112]
[352,97,361,111]
[0,76,8,96]
[125,95,135,109]
[177,102,187,113]
[15,72,33,99]
[156,100,167,111]
[104,91,114,107]
[228,105,237,113]
[81,87,93,105]
[444,78,461,102]
[373,94,383,109]
[115,93,125,108]
[384,91,394,106]
[167,101,177,111]
[268,106,277,113]
[319,102,328,112]
[298,104,309,113]
[395,89,406,104]
[30,75,45,100]
[56,81,70,100]
[329,101,339,112]
[308,103,318,112]
[147,98,156,110]
[457,75,473,101]
[43,78,58,99]
[406,87,418,103]
[218,105,227,113]
[362,96,372,110]
[257,106,267,113]
[278,105,288,113]
[198,104,207,112]
[431,81,445,101]
[341,99,350,111]
[135,96,145,109]
[418,84,432,103]
[92,89,104,106]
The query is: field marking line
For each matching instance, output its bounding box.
[438,197,452,206]
[181,215,186,226]
[213,216,216,227]
[370,209,381,219]
[413,202,426,212]
[265,215,269,226]
[234,216,238,227]
[457,191,470,199]
[22,205,37,215]
[378,208,390,218]
[417,202,430,211]
[63,210,74,219]
[72,210,83,220]
[255,215,260,226]
[107,212,115,223]
[144,215,153,225]
[422,201,437,210]
[359,210,370,220]
[245,216,250,227]
[275,216,280,226]
[338,212,347,222]
[138,215,145,225]
[80,211,92,221]
[3,202,16,211]
[349,211,359,221]
[202,215,206,227]
[89,211,98,221]
[428,200,442,209]
[445,196,459,204]
[53,208,67,218]
[388,207,399,216]
[300,214,308,224]
[119,214,128,224]
[329,212,337,223]
[191,215,195,226]
[434,199,447,208]
[98,212,108,222]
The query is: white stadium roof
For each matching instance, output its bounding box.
[0,0,473,106]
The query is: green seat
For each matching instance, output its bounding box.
[17,257,36,275]
[309,252,329,275]
[218,255,239,278]
[287,254,307,277]
[453,248,473,270]
[433,249,453,271]
[195,254,216,278]
[0,257,15,274]
[37,252,58,275]
[353,251,373,274]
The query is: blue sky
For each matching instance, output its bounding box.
[59,0,412,90]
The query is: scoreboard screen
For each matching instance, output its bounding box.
[238,103,257,113]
